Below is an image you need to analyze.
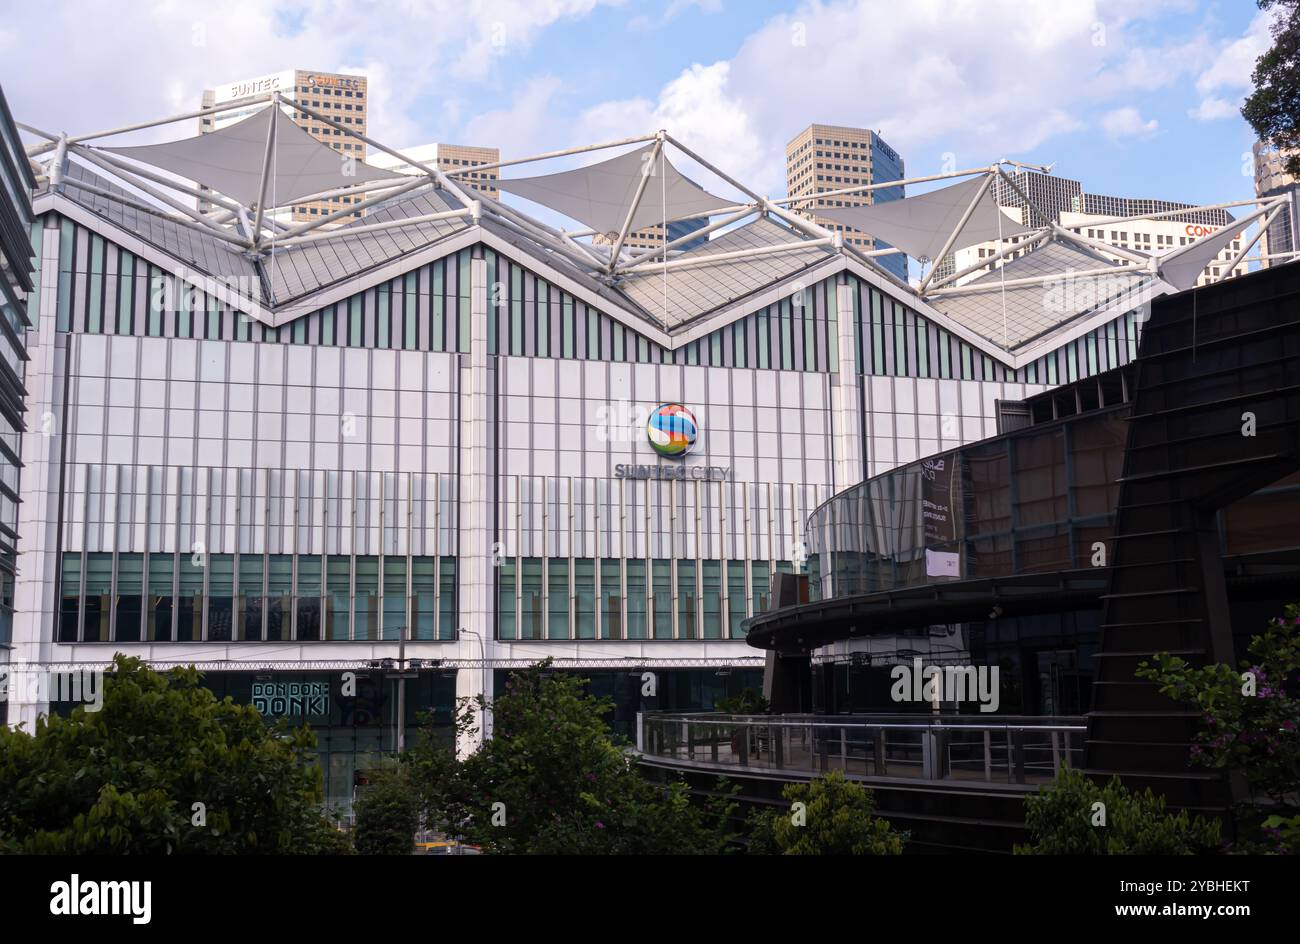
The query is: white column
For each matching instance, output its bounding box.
[455,254,493,753]
[10,223,67,728]
[831,277,865,491]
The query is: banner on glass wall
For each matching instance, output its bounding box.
[921,453,960,578]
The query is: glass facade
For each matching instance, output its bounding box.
[807,401,1300,603]
[810,611,1101,717]
[806,407,1129,600]
[496,557,777,641]
[57,551,456,642]
[0,86,34,670]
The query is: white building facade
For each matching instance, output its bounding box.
[8,163,1155,808]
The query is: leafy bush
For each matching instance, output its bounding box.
[1137,606,1300,807]
[1137,604,1300,852]
[0,655,349,854]
[749,770,906,855]
[353,768,419,855]
[715,689,769,714]
[1015,767,1221,855]
[407,660,738,854]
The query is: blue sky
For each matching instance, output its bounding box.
[1,0,1278,209]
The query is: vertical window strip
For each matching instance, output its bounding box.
[915,311,928,377]
[485,252,499,355]
[349,294,363,347]
[802,288,816,371]
[377,284,390,350]
[871,290,885,375]
[562,295,575,359]
[117,249,134,335]
[148,266,164,337]
[457,251,471,353]
[539,282,552,359]
[780,298,793,370]
[86,234,103,334]
[826,280,839,373]
[28,219,43,325]
[206,293,221,340]
[510,269,524,356]
[405,272,418,351]
[897,303,912,377]
[57,219,76,331]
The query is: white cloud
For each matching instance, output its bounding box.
[1101,106,1159,138]
[550,0,1201,194]
[463,76,567,155]
[1,0,622,146]
[1190,8,1277,121]
[628,0,723,33]
[1188,97,1239,121]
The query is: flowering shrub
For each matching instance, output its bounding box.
[1137,603,1300,852]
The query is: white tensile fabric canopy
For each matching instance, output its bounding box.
[817,175,1032,262]
[103,106,403,207]
[496,143,735,237]
[1156,221,1245,290]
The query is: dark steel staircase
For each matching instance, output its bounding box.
[1084,262,1300,811]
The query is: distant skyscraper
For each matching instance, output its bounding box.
[368,143,500,198]
[1253,140,1299,267]
[591,218,710,254]
[201,69,369,223]
[936,170,1243,288]
[785,123,907,281]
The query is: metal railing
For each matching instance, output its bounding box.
[636,712,1086,786]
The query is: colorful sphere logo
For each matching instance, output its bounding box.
[646,403,698,458]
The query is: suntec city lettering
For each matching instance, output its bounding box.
[614,464,731,481]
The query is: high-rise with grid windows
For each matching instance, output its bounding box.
[785,124,907,281]
[1253,140,1299,268]
[201,70,370,224]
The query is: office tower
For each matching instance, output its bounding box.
[368,143,501,198]
[786,123,907,281]
[938,170,1243,288]
[201,69,369,223]
[1253,140,1300,267]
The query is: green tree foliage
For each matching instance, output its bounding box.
[748,770,906,855]
[1015,767,1221,855]
[353,768,420,855]
[1243,1,1300,176]
[714,689,769,714]
[0,655,350,854]
[407,660,738,854]
[1136,604,1300,852]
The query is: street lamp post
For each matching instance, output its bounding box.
[384,626,419,753]
[458,627,487,739]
